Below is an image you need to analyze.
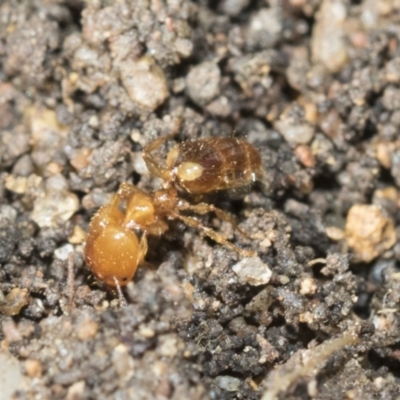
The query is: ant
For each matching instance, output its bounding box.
[85,135,263,288]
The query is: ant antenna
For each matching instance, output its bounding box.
[113,277,127,308]
[67,251,75,314]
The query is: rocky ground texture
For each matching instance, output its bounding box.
[1,0,400,399]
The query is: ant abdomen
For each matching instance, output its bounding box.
[167,137,263,195]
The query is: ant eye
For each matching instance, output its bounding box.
[122,277,128,281]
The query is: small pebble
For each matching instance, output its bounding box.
[220,0,250,16]
[5,175,29,194]
[66,381,86,400]
[311,0,348,72]
[0,351,24,400]
[158,335,179,357]
[295,145,315,168]
[54,244,74,261]
[299,277,317,296]
[256,334,279,364]
[120,55,169,111]
[232,257,272,286]
[0,288,30,317]
[29,107,68,173]
[174,38,193,59]
[76,319,98,340]
[326,226,345,241]
[215,375,241,392]
[0,205,17,222]
[246,8,282,49]
[186,61,221,106]
[375,142,395,169]
[275,118,314,145]
[68,225,86,245]
[70,148,92,171]
[112,344,134,378]
[24,359,43,378]
[345,204,396,263]
[2,320,23,342]
[139,325,156,338]
[31,189,79,228]
[246,288,273,312]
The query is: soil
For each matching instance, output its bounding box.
[1,1,400,399]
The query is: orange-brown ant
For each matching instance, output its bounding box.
[85,135,263,288]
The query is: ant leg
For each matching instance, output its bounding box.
[137,233,157,269]
[143,220,169,236]
[107,182,140,209]
[144,133,176,153]
[113,235,147,308]
[172,212,255,258]
[178,201,250,239]
[143,152,171,182]
[138,233,148,263]
[142,134,176,181]
[67,251,75,314]
[142,118,181,155]
[117,182,143,200]
[113,277,127,308]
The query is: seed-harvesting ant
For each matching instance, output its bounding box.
[85,135,263,288]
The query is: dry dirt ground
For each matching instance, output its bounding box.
[1,1,400,399]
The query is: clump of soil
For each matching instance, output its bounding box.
[1,1,400,399]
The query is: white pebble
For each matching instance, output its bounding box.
[275,119,314,145]
[232,257,272,286]
[215,375,241,392]
[54,244,74,261]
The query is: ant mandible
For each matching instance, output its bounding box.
[85,134,263,288]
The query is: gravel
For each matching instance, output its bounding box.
[1,0,400,399]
